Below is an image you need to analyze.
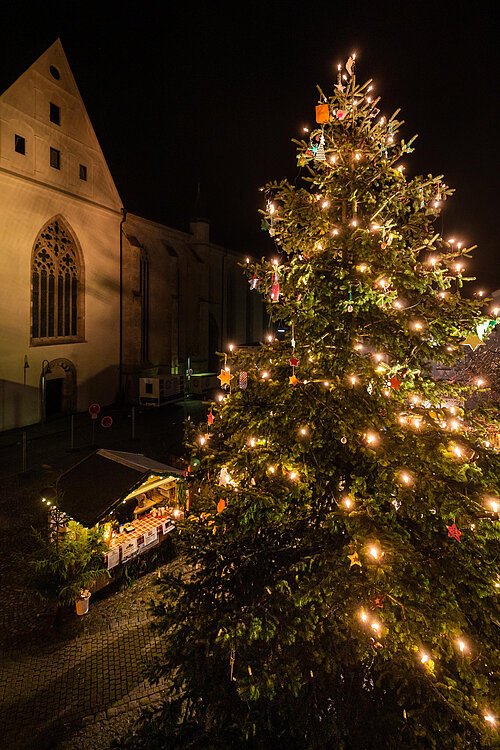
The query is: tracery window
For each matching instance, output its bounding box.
[31,217,84,344]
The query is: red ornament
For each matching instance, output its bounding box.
[446,522,462,542]
[207,409,214,426]
[370,595,385,609]
[336,110,346,120]
[270,270,280,303]
[289,356,300,368]
[389,376,402,390]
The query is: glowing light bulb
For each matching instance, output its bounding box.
[350,219,358,227]
[399,471,414,486]
[321,200,330,209]
[217,393,224,402]
[475,377,486,387]
[332,227,339,235]
[302,127,309,133]
[324,381,330,387]
[368,545,382,560]
[357,263,368,273]
[455,263,463,273]
[365,431,380,446]
[245,257,250,264]
[492,307,500,316]
[272,257,279,266]
[267,334,273,342]
[248,437,256,448]
[269,203,275,214]
[199,436,206,446]
[451,444,463,458]
[261,371,270,379]
[268,465,276,474]
[355,151,361,161]
[359,608,368,623]
[289,470,298,480]
[393,299,403,309]
[484,713,496,726]
[487,498,499,513]
[349,375,358,386]
[370,620,381,633]
[343,497,353,510]
[457,639,467,654]
[299,427,308,436]
[420,652,430,665]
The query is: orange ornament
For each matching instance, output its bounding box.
[217,498,226,513]
[315,103,330,124]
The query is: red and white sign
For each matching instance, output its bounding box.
[101,416,113,428]
[89,403,101,420]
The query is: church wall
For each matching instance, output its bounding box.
[0,169,121,430]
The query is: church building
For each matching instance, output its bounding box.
[0,40,263,431]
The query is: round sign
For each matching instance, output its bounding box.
[89,403,101,416]
[101,416,113,429]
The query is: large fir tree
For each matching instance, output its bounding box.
[126,59,500,750]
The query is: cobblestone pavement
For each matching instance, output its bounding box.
[0,559,183,750]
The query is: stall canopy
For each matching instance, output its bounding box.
[57,449,184,527]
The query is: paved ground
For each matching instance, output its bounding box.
[0,399,206,749]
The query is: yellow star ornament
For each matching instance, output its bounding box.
[348,552,362,568]
[218,368,234,388]
[289,374,299,386]
[460,334,485,352]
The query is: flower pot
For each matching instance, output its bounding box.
[75,595,90,616]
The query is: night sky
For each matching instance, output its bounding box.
[2,1,499,290]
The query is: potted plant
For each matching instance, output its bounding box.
[75,588,92,616]
[29,511,109,621]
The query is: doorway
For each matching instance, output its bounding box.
[45,378,64,417]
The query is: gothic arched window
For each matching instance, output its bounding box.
[31,217,84,344]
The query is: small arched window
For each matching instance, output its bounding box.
[31,217,84,344]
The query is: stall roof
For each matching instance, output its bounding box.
[57,449,184,527]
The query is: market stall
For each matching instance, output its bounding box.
[54,449,185,580]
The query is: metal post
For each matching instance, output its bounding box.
[22,431,27,474]
[92,419,96,446]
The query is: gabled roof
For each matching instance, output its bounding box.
[0,39,123,212]
[57,449,183,527]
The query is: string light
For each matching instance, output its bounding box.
[420,651,430,665]
[342,496,354,510]
[289,470,299,481]
[359,608,368,623]
[368,544,383,560]
[365,431,380,446]
[484,713,496,727]
[261,370,270,380]
[486,497,499,514]
[456,638,468,655]
[398,470,414,487]
[268,465,276,474]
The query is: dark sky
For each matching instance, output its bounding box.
[2,1,499,290]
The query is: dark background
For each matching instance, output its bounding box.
[2,0,499,290]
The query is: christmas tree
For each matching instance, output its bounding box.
[126,58,500,749]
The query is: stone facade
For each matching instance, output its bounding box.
[0,40,263,430]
